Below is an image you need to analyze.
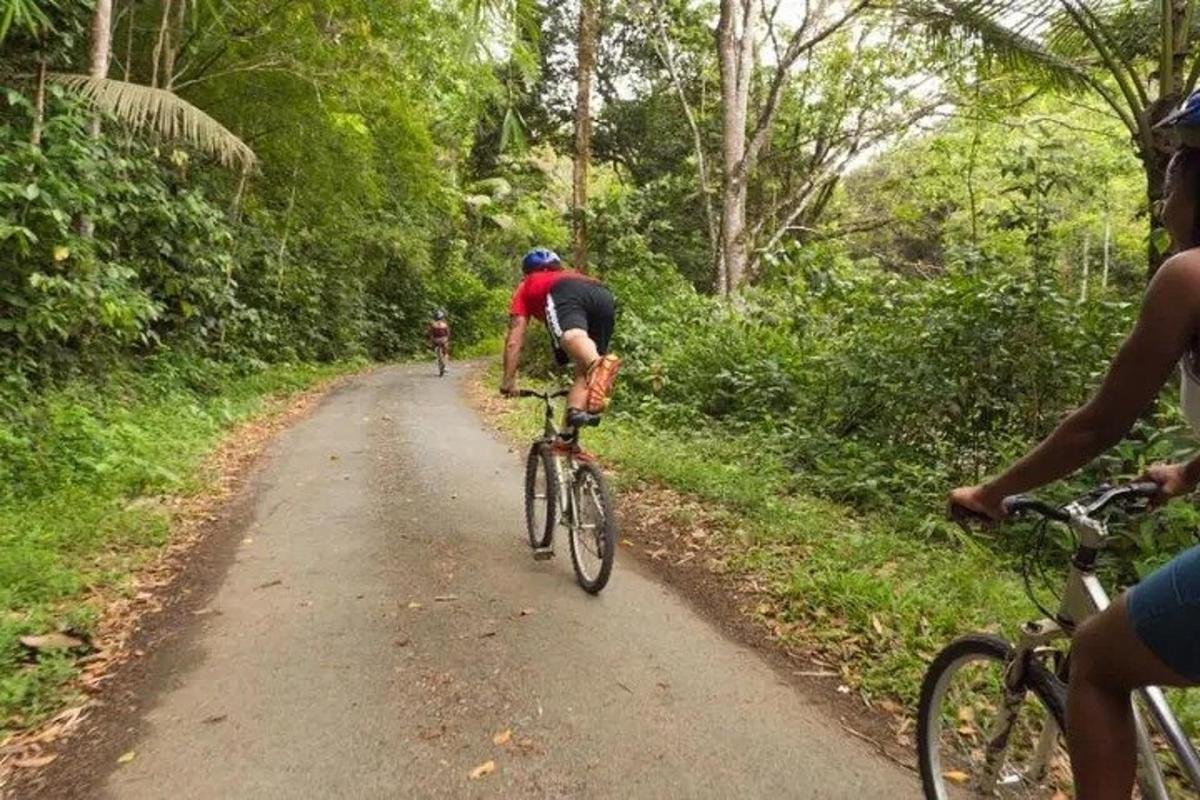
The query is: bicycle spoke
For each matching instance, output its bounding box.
[932,658,1068,798]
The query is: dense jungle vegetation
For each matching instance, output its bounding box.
[5,0,1200,736]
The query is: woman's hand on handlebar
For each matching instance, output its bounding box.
[1138,462,1196,507]
[948,485,1008,524]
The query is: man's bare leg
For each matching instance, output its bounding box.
[559,329,600,425]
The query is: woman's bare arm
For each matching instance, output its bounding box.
[975,254,1200,506]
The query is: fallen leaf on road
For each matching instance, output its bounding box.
[117,751,136,764]
[418,725,445,740]
[469,760,495,780]
[395,637,411,647]
[877,699,903,715]
[492,729,512,746]
[942,770,969,784]
[434,595,458,602]
[518,608,534,617]
[201,715,227,725]
[242,538,253,544]
[255,579,282,590]
[13,754,58,769]
[407,602,423,609]
[836,684,851,694]
[20,633,85,652]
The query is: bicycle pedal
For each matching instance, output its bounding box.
[532,547,555,561]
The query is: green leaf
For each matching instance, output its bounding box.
[1151,227,1172,256]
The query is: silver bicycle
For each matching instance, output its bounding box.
[919,483,1200,798]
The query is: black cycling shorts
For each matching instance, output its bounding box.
[545,278,615,366]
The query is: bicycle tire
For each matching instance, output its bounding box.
[524,443,557,549]
[567,461,617,594]
[917,634,1067,800]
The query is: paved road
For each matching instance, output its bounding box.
[96,364,913,799]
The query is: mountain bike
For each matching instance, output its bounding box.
[519,388,617,594]
[920,483,1200,798]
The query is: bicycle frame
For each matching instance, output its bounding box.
[996,505,1200,797]
[529,390,580,534]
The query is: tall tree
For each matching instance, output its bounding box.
[88,0,112,95]
[911,0,1200,276]
[573,0,600,270]
[715,0,870,294]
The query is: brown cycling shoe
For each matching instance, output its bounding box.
[585,354,621,414]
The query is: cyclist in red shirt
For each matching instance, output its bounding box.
[500,248,619,428]
[427,309,450,374]
[427,309,450,352]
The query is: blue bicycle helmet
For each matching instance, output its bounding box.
[1157,91,1200,146]
[522,248,562,274]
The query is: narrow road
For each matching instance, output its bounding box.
[90,364,913,798]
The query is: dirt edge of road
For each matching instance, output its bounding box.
[1,372,363,800]
[466,367,918,776]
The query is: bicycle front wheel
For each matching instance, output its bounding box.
[567,462,617,594]
[917,634,1069,799]
[524,443,557,549]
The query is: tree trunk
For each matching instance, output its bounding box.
[716,0,753,295]
[151,0,173,88]
[123,0,136,81]
[79,0,114,237]
[88,0,114,137]
[1103,215,1111,290]
[1144,145,1171,278]
[572,0,599,272]
[1080,232,1090,302]
[30,58,47,146]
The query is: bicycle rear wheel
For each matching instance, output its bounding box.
[567,462,617,594]
[917,634,1068,799]
[524,443,557,549]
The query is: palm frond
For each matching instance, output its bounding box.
[53,74,256,170]
[904,0,1094,90]
[0,0,51,45]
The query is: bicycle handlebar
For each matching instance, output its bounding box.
[517,388,571,400]
[952,481,1160,526]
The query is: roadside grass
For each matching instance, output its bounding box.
[479,364,1035,708]
[0,356,359,735]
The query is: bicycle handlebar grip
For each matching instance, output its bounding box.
[1126,481,1161,496]
[1002,496,1070,522]
[947,501,994,525]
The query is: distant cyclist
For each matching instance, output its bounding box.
[500,248,619,429]
[428,309,450,375]
[951,91,1200,800]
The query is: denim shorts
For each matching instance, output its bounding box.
[1127,543,1200,682]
